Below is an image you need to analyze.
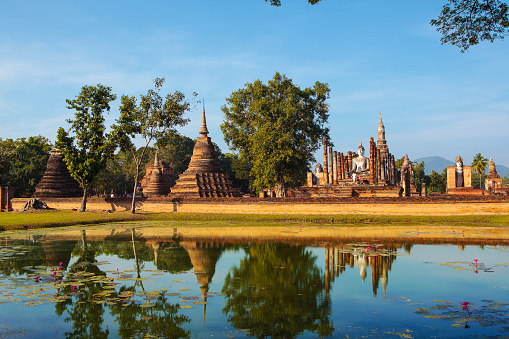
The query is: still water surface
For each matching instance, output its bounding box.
[0,224,508,338]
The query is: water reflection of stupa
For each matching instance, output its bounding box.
[180,240,225,322]
[324,244,402,296]
[39,239,78,269]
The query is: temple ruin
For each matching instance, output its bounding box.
[34,149,82,198]
[140,152,175,197]
[445,155,481,195]
[485,158,503,191]
[169,104,240,198]
[0,186,14,211]
[301,114,413,197]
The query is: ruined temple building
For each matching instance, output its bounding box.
[445,155,481,195]
[302,114,405,198]
[169,104,240,198]
[34,149,82,198]
[140,152,175,197]
[485,158,503,191]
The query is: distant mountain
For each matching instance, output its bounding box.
[413,156,453,175]
[413,156,509,177]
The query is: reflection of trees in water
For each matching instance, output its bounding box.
[222,243,333,338]
[52,230,190,339]
[55,231,109,338]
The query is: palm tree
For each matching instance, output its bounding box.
[471,153,488,189]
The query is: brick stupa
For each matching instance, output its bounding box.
[169,104,240,198]
[140,152,174,197]
[485,158,503,190]
[34,149,82,198]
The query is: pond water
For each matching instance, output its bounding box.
[0,224,508,338]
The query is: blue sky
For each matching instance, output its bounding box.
[1,0,508,169]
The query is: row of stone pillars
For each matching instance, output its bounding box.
[322,138,397,185]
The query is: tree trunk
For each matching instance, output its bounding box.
[275,176,287,198]
[131,180,138,214]
[131,161,142,214]
[80,187,88,212]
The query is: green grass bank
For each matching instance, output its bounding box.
[1,210,508,231]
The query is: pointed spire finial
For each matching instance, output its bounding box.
[154,151,159,167]
[199,99,209,136]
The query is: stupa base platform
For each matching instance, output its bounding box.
[169,172,241,198]
[446,187,484,196]
[289,185,401,198]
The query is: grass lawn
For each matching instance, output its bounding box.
[1,210,509,231]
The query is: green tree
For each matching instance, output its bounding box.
[156,134,196,178]
[411,161,426,194]
[114,78,196,213]
[429,168,448,193]
[221,72,330,197]
[7,136,52,197]
[0,138,16,185]
[56,84,118,212]
[93,151,137,196]
[431,0,509,52]
[267,0,509,52]
[471,153,488,189]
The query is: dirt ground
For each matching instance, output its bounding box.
[176,201,509,215]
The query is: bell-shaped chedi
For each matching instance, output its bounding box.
[140,152,175,197]
[169,104,240,198]
[34,149,81,198]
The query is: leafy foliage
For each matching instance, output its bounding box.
[222,243,334,337]
[266,0,509,52]
[156,134,196,178]
[471,153,488,189]
[56,84,118,211]
[113,78,196,213]
[0,136,52,196]
[431,0,509,52]
[0,138,16,185]
[411,161,430,194]
[430,168,448,193]
[221,72,330,196]
[267,0,321,5]
[93,151,138,196]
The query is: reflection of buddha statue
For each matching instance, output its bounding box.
[349,140,370,176]
[455,156,464,187]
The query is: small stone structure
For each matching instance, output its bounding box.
[485,158,503,191]
[34,149,82,198]
[446,155,480,195]
[303,114,402,197]
[140,152,175,197]
[22,198,52,211]
[0,185,14,211]
[169,104,240,198]
[400,154,418,196]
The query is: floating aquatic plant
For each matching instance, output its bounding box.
[415,300,509,329]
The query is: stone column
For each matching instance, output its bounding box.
[340,153,344,180]
[323,138,329,184]
[329,146,333,184]
[369,137,376,184]
[333,151,338,185]
[347,151,352,173]
[376,149,381,185]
